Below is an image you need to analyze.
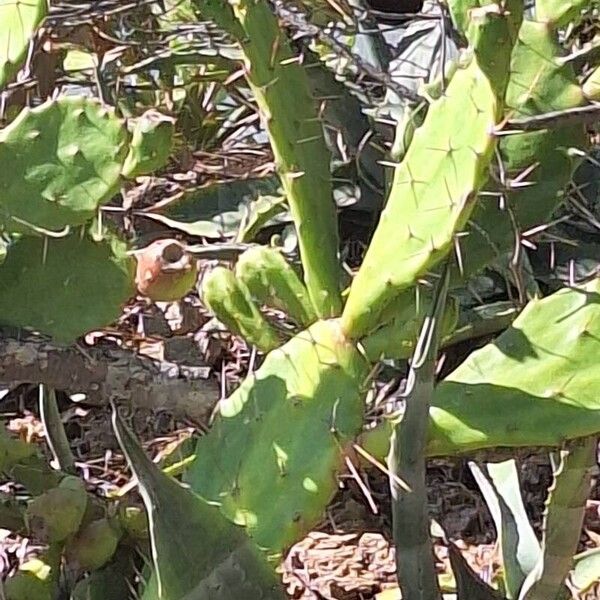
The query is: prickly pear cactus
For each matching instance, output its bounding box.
[184,319,369,555]
[362,292,459,360]
[4,558,54,600]
[0,97,130,232]
[455,16,589,281]
[65,518,122,571]
[583,64,600,101]
[0,0,47,90]
[536,0,592,28]
[201,265,281,352]
[428,277,600,455]
[25,476,88,543]
[235,246,317,327]
[199,0,342,319]
[0,427,37,471]
[341,4,517,339]
[0,231,135,343]
[122,110,175,179]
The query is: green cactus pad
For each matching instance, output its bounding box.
[122,109,175,179]
[4,570,52,600]
[360,278,600,459]
[65,518,122,571]
[362,293,459,361]
[184,319,369,555]
[583,64,600,101]
[342,55,499,339]
[235,246,317,327]
[201,265,281,352]
[112,408,286,600]
[536,0,592,29]
[452,19,587,283]
[25,476,88,543]
[0,232,135,343]
[201,0,342,318]
[445,0,481,37]
[427,278,600,455]
[0,97,129,232]
[0,0,47,90]
[0,428,37,472]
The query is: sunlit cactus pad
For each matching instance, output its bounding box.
[0,97,129,232]
[184,319,369,555]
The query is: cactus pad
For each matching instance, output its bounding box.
[201,265,281,351]
[536,0,592,28]
[202,0,342,318]
[342,55,499,338]
[122,110,175,179]
[0,232,134,343]
[0,97,129,232]
[25,476,88,543]
[0,0,47,90]
[235,246,316,327]
[453,19,587,282]
[65,518,122,571]
[428,277,600,455]
[184,319,369,555]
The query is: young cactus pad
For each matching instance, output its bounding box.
[0,97,129,232]
[122,109,175,179]
[201,265,281,352]
[341,53,500,339]
[200,0,342,318]
[25,476,88,543]
[184,319,369,555]
[235,245,317,327]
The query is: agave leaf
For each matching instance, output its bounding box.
[518,436,597,600]
[388,265,450,600]
[469,460,541,599]
[448,544,506,600]
[112,406,285,600]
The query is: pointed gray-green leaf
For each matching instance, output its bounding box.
[519,437,597,600]
[469,460,541,599]
[388,265,450,600]
[449,544,506,600]
[111,407,285,600]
